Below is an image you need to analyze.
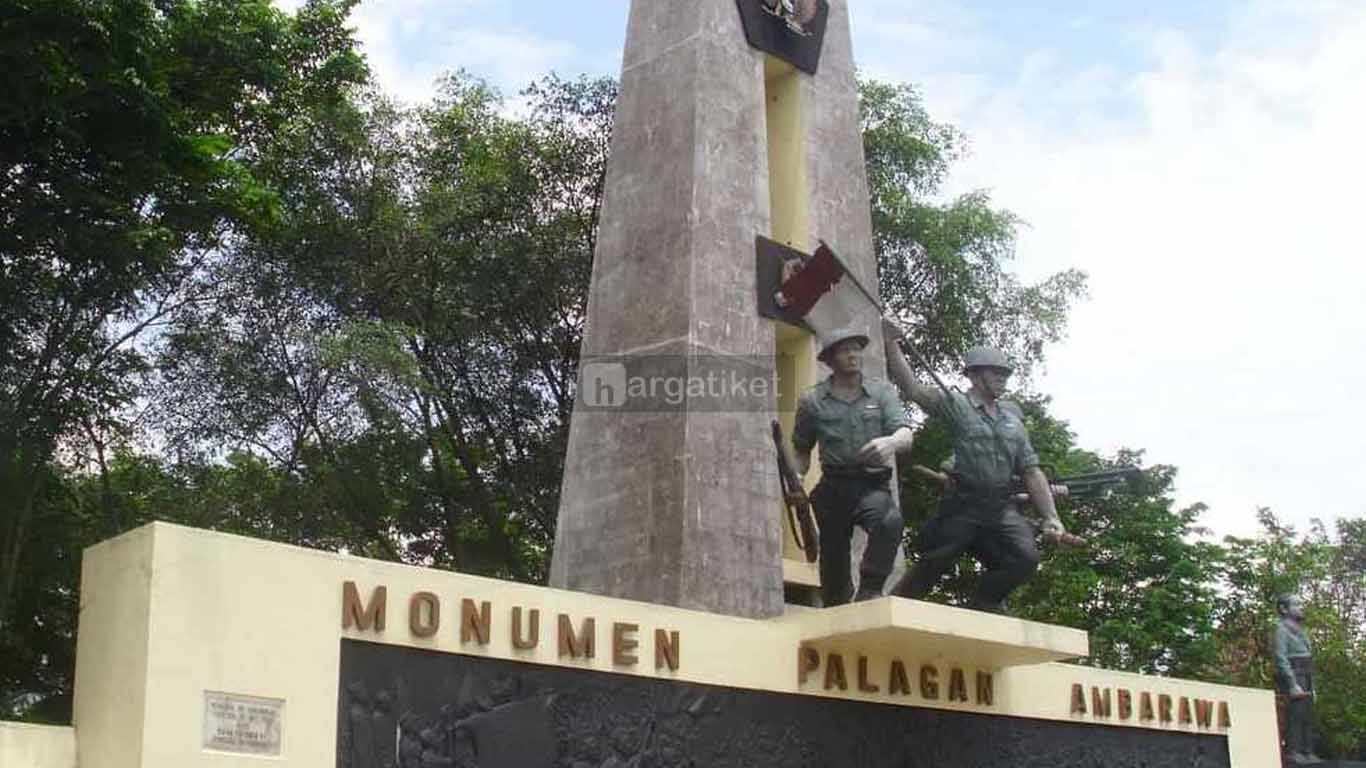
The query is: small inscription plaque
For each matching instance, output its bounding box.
[203,691,284,756]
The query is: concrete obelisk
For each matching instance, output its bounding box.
[550,0,884,619]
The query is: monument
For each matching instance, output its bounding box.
[550,0,889,617]
[0,2,1288,767]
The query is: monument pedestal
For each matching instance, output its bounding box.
[1,522,1274,768]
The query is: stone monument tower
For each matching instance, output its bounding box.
[550,0,884,619]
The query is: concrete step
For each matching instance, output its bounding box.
[781,595,1090,668]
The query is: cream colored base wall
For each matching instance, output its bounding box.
[73,523,1279,767]
[0,723,77,768]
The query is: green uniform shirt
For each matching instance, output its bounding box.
[922,389,1039,491]
[793,376,911,472]
[1272,619,1312,690]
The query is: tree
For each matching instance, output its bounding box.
[862,79,1088,379]
[0,0,367,720]
[149,73,617,580]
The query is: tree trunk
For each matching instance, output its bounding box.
[0,444,45,636]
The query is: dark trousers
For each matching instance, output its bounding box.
[1282,658,1316,756]
[811,472,900,607]
[894,491,1040,612]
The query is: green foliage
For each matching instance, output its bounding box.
[148,72,616,584]
[0,0,367,721]
[1013,455,1224,678]
[862,79,1088,379]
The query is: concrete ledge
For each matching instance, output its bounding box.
[0,722,77,768]
[789,596,1090,668]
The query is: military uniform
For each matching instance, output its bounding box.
[1273,617,1316,760]
[895,388,1050,612]
[793,375,911,606]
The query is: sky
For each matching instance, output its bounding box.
[277,0,1366,541]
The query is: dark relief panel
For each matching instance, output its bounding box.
[734,0,829,75]
[337,639,1230,768]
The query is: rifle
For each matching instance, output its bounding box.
[1027,467,1143,501]
[911,465,1143,503]
[772,420,819,563]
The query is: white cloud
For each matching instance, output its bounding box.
[357,10,578,104]
[861,1,1366,537]
[277,0,580,105]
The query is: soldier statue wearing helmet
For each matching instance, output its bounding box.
[881,320,1085,613]
[1273,594,1322,764]
[791,326,915,606]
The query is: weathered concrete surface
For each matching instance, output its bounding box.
[551,0,887,617]
[551,0,782,618]
[0,723,76,768]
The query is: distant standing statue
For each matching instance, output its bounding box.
[1274,594,1322,765]
[792,327,914,606]
[881,319,1084,613]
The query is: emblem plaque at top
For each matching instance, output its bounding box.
[737,0,831,74]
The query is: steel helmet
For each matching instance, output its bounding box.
[817,327,870,363]
[962,346,1013,373]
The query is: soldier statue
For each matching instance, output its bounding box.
[880,319,1084,613]
[1274,594,1322,764]
[792,327,914,606]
